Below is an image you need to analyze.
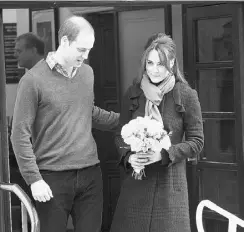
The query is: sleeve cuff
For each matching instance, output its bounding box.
[118,151,133,172]
[25,173,43,186]
[161,149,172,167]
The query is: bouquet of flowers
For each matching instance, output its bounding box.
[121,116,172,180]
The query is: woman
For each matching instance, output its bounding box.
[110,33,204,232]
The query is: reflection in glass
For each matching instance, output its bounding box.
[31,9,56,56]
[198,69,234,112]
[197,17,232,62]
[199,169,239,215]
[202,120,235,163]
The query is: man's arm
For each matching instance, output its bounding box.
[11,73,53,202]
[11,73,42,185]
[92,105,120,131]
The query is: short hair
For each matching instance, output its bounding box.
[58,15,94,43]
[16,32,45,56]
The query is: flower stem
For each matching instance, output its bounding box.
[132,169,146,180]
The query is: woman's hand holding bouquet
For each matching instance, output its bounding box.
[121,116,172,180]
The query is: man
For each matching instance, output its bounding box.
[11,16,119,232]
[14,32,115,130]
[14,32,45,70]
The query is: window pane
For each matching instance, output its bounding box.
[197,17,232,62]
[203,218,228,232]
[199,169,239,215]
[202,120,235,163]
[198,69,234,112]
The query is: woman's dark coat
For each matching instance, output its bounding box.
[110,81,204,232]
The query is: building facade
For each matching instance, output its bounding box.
[0,1,243,232]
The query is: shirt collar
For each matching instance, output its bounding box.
[46,51,58,70]
[46,51,78,78]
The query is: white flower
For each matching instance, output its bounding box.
[130,138,145,152]
[121,124,132,139]
[159,135,171,151]
[123,136,135,145]
[147,119,163,134]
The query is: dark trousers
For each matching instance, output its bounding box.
[35,164,103,232]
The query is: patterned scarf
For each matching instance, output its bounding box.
[140,73,175,124]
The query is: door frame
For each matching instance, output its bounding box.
[232,2,244,218]
[0,9,11,232]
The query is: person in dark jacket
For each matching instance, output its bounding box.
[110,32,204,232]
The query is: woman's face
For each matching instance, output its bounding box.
[145,49,169,84]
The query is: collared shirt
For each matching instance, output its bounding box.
[46,52,77,79]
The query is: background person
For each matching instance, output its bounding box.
[14,32,45,70]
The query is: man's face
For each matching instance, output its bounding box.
[62,30,95,68]
[14,39,35,69]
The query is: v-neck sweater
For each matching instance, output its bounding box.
[11,60,99,185]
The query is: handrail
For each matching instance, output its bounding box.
[0,182,40,232]
[196,200,244,232]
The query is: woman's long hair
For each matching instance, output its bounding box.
[134,33,188,85]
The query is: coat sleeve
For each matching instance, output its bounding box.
[114,87,134,170]
[167,88,204,166]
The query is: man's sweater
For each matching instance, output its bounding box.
[11,60,100,185]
